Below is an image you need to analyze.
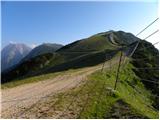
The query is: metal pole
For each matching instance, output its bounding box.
[101,54,106,72]
[101,61,105,72]
[110,56,111,72]
[114,51,123,90]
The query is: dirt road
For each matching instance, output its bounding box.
[1,63,106,118]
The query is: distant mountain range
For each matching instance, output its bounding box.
[1,43,32,71]
[1,43,63,72]
[22,43,63,62]
[2,30,140,82]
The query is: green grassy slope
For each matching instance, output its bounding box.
[45,49,118,73]
[130,40,159,109]
[1,31,155,86]
[57,34,116,52]
[1,72,60,89]
[1,53,55,83]
[1,67,84,89]
[78,62,158,118]
[1,31,122,83]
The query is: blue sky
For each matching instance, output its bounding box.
[1,1,159,49]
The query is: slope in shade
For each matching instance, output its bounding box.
[22,43,63,62]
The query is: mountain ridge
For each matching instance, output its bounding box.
[21,43,63,62]
[1,43,32,71]
[2,30,139,83]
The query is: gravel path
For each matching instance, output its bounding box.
[1,64,104,118]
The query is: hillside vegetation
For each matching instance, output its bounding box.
[1,31,139,83]
[130,40,159,109]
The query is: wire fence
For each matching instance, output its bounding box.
[110,17,159,117]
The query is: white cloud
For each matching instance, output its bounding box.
[9,41,16,44]
[30,44,38,48]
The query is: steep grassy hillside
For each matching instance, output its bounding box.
[77,62,158,118]
[130,40,159,109]
[96,30,139,46]
[2,31,133,83]
[1,53,55,83]
[46,49,118,73]
[1,31,154,85]
[1,49,118,83]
